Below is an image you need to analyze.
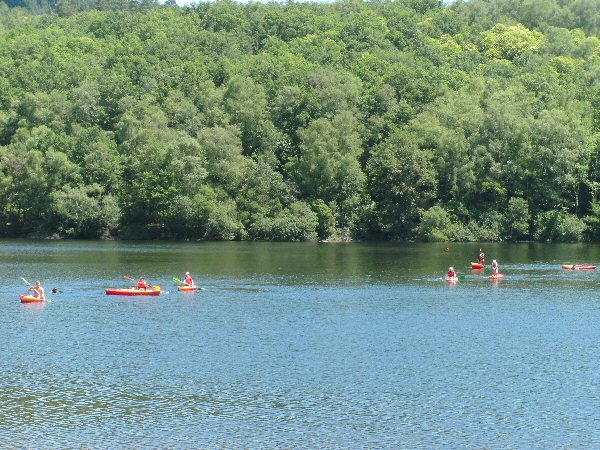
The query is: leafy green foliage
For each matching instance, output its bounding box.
[310,199,336,241]
[478,23,545,62]
[248,201,318,242]
[0,0,600,241]
[367,129,436,238]
[534,210,586,242]
[502,197,530,241]
[50,184,120,238]
[416,206,453,242]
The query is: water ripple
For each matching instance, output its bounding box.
[4,242,600,447]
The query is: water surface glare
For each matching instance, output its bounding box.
[2,240,600,447]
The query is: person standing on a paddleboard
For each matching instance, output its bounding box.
[478,251,485,265]
[491,260,499,274]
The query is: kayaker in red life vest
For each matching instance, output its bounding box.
[447,267,456,278]
[184,272,194,286]
[136,277,149,290]
[491,260,499,274]
[30,280,45,299]
[478,251,485,265]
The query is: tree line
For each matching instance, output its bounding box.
[1,0,600,242]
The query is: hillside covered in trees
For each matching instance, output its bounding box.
[2,0,600,241]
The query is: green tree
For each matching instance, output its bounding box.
[416,205,453,242]
[585,201,600,241]
[534,210,586,242]
[367,129,437,238]
[477,23,545,62]
[248,201,318,241]
[502,197,530,241]
[287,111,365,230]
[50,184,120,238]
[197,124,251,195]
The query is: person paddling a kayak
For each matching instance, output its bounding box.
[183,272,194,286]
[29,280,46,300]
[447,267,456,278]
[136,277,149,290]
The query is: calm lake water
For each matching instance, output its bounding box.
[3,240,600,447]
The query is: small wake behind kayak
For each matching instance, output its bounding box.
[105,288,161,296]
[20,294,45,303]
[562,264,596,270]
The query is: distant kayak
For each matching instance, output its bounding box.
[444,276,459,283]
[20,294,44,303]
[562,265,596,270]
[177,285,198,291]
[470,262,485,270]
[105,288,161,296]
[489,273,504,280]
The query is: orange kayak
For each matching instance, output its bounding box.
[471,262,485,270]
[105,288,161,296]
[20,294,44,303]
[562,265,596,270]
[489,273,504,280]
[177,285,198,291]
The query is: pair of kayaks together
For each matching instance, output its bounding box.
[477,262,596,271]
[561,264,597,270]
[476,263,596,271]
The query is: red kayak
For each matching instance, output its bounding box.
[471,262,485,270]
[105,288,161,296]
[562,264,596,270]
[20,294,45,303]
[177,285,198,291]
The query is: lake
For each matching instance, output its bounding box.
[2,240,600,447]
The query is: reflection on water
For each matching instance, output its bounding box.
[2,240,600,446]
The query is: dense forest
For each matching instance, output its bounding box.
[1,0,600,241]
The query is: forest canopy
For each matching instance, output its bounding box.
[1,0,600,242]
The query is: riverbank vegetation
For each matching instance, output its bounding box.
[1,0,600,242]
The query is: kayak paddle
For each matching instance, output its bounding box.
[172,276,186,284]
